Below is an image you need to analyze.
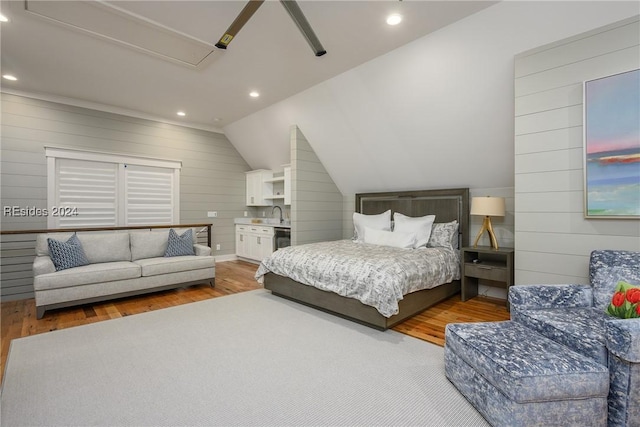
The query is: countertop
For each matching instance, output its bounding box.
[234,218,290,229]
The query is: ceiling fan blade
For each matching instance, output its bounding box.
[279,0,326,57]
[215,0,265,49]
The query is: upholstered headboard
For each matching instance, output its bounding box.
[355,188,469,248]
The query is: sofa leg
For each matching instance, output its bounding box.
[210,278,215,288]
[36,306,46,319]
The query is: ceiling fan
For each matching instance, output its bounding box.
[215,0,327,57]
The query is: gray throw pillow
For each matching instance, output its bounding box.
[164,229,195,257]
[47,233,90,271]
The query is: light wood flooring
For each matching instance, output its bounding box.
[1,260,510,382]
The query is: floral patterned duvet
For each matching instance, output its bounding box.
[255,239,460,318]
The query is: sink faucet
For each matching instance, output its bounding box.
[271,205,283,224]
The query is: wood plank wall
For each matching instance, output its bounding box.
[514,16,640,285]
[0,94,252,300]
[289,125,343,245]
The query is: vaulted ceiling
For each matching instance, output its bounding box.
[0,0,496,130]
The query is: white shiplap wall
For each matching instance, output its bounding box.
[0,93,252,300]
[290,126,343,245]
[514,16,640,285]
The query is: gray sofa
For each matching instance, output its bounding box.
[33,228,215,318]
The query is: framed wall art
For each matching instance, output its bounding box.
[583,68,640,219]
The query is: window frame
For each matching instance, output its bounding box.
[45,147,181,228]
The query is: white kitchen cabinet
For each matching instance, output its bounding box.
[245,170,273,206]
[235,225,250,259]
[235,224,274,262]
[247,167,291,207]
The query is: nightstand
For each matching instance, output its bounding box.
[461,246,514,310]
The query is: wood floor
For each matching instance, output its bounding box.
[0,260,510,382]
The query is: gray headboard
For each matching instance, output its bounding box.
[355,188,470,248]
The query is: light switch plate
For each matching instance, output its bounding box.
[207,211,217,218]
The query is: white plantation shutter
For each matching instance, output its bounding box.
[54,159,118,228]
[124,164,175,225]
[47,148,180,228]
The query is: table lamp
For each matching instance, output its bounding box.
[470,196,505,250]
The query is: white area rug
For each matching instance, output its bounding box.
[1,290,487,426]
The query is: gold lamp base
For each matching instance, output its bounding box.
[473,216,499,250]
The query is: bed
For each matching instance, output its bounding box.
[257,188,469,330]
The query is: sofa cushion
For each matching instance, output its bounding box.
[134,256,215,277]
[33,261,141,291]
[37,232,131,263]
[47,234,90,271]
[130,228,193,261]
[164,229,195,257]
[445,321,609,404]
[515,307,608,365]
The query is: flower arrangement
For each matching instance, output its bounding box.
[607,281,640,319]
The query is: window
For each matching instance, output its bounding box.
[46,147,181,228]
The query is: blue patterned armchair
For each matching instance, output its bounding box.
[509,250,640,427]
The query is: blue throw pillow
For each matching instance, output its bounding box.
[164,229,195,257]
[47,233,90,271]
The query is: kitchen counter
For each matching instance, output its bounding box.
[234,218,290,228]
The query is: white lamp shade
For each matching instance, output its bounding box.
[470,196,505,217]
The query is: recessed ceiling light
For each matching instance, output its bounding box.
[0,14,9,23]
[2,74,17,81]
[386,14,402,26]
[249,91,260,98]
[176,111,186,117]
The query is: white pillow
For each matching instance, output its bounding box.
[364,227,416,249]
[393,212,436,248]
[353,210,391,242]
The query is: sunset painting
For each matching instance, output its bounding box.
[584,69,640,218]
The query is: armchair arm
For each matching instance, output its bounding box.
[509,284,593,311]
[193,244,212,256]
[33,255,56,276]
[605,317,640,363]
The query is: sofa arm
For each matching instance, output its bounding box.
[194,244,211,256]
[33,255,56,276]
[606,317,640,363]
[509,284,593,311]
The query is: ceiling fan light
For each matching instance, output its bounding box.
[386,14,402,26]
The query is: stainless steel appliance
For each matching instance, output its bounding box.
[274,227,290,250]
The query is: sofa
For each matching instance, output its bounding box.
[509,250,640,427]
[33,228,216,319]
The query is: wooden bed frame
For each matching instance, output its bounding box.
[263,188,470,330]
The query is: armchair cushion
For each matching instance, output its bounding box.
[508,284,593,311]
[591,250,640,310]
[514,307,609,365]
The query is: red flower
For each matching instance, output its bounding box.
[626,288,640,304]
[636,304,640,316]
[612,291,626,307]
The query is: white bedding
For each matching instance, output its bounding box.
[255,239,460,317]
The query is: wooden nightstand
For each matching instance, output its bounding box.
[461,246,514,310]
